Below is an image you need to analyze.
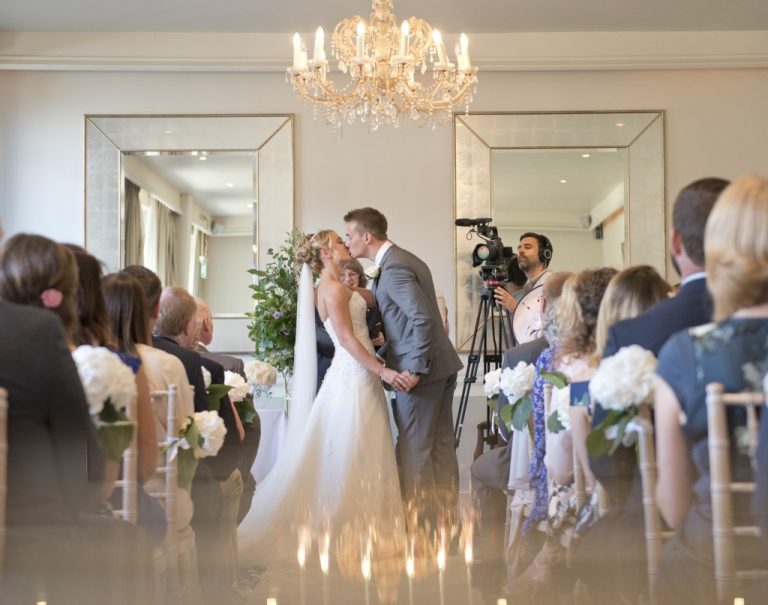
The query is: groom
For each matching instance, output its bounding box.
[344,207,463,517]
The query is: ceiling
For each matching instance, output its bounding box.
[132,153,256,218]
[2,0,767,33]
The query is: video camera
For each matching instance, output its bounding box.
[455,218,526,288]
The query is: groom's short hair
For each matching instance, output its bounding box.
[344,207,388,240]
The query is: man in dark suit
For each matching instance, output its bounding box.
[345,207,463,518]
[194,296,260,524]
[603,177,729,358]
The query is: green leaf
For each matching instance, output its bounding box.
[541,371,569,389]
[206,383,232,412]
[498,402,513,428]
[586,408,637,458]
[486,394,500,413]
[234,395,257,424]
[509,395,533,432]
[608,407,639,455]
[547,410,565,433]
[96,422,135,460]
[177,449,199,490]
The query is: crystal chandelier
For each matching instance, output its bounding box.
[287,0,478,130]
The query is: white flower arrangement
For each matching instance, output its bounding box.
[483,368,502,400]
[201,366,212,389]
[551,386,572,432]
[71,345,138,460]
[589,345,656,411]
[587,345,657,457]
[166,410,227,489]
[245,359,277,399]
[500,361,536,404]
[224,371,249,403]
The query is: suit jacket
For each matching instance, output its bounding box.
[315,308,335,392]
[0,301,102,525]
[372,245,463,384]
[152,335,242,523]
[603,276,712,358]
[197,344,246,378]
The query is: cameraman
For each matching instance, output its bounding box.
[494,232,552,312]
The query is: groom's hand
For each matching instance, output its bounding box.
[400,371,420,391]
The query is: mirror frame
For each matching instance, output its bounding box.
[453,110,666,351]
[84,113,295,274]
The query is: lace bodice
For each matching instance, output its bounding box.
[323,291,375,376]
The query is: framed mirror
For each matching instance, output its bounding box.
[454,111,665,350]
[85,114,294,352]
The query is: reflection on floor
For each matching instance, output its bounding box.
[238,554,491,605]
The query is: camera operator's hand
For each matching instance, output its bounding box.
[494,286,518,311]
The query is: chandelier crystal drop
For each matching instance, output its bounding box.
[287,0,478,130]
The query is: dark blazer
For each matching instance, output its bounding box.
[373,245,462,383]
[315,308,334,393]
[603,276,712,358]
[152,335,242,524]
[197,344,246,378]
[0,301,101,525]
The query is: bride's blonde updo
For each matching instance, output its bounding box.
[294,230,336,274]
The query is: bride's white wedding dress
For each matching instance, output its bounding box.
[238,290,404,567]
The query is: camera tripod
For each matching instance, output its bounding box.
[454,285,514,449]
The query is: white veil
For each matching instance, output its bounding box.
[285,262,317,442]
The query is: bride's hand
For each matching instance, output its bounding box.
[380,367,403,389]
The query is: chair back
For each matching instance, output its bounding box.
[112,391,138,523]
[148,386,180,602]
[631,403,671,605]
[705,382,766,603]
[0,387,7,573]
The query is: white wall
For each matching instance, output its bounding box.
[1,68,768,322]
[202,234,254,315]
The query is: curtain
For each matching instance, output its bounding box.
[156,203,178,287]
[124,179,143,266]
[189,228,209,296]
[142,191,159,273]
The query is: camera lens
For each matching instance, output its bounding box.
[475,244,491,260]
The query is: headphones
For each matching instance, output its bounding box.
[520,232,553,265]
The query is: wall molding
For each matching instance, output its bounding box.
[1,30,767,71]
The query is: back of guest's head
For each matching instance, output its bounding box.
[102,272,151,355]
[557,267,617,357]
[673,177,730,266]
[340,258,368,288]
[64,244,112,347]
[155,286,197,338]
[343,207,388,240]
[542,271,572,305]
[594,265,671,358]
[0,233,80,343]
[705,175,768,320]
[123,265,162,314]
[295,230,336,273]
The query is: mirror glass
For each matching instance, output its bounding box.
[85,114,294,352]
[454,111,665,350]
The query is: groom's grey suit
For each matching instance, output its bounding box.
[372,244,463,508]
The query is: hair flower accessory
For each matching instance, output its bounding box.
[40,288,63,309]
[365,265,381,280]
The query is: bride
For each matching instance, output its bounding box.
[238,230,405,567]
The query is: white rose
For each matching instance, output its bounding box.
[483,368,502,399]
[245,360,277,387]
[72,345,137,416]
[191,410,227,458]
[499,361,536,403]
[551,386,572,431]
[224,371,249,402]
[589,345,657,411]
[201,366,212,389]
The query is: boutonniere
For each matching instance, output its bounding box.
[365,265,381,280]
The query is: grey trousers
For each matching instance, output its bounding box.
[392,372,459,516]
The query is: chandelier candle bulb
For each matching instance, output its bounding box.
[356,21,366,59]
[292,33,302,70]
[460,33,471,69]
[432,30,447,65]
[314,27,326,61]
[400,20,409,56]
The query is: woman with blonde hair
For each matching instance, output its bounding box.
[238,230,405,580]
[654,174,768,605]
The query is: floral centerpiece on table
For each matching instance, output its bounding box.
[166,410,227,489]
[72,345,137,460]
[247,230,303,391]
[587,345,657,457]
[484,361,536,431]
[245,359,277,399]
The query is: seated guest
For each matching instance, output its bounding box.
[0,234,148,604]
[567,265,670,605]
[194,295,261,525]
[655,174,768,605]
[509,268,615,600]
[470,271,570,599]
[154,284,243,597]
[339,258,385,347]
